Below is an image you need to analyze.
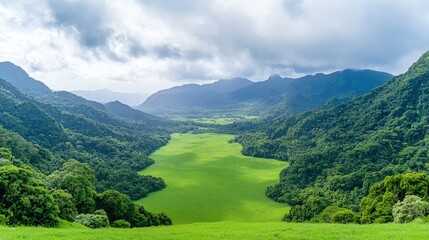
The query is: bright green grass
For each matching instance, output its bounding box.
[2,222,429,240]
[136,133,289,224]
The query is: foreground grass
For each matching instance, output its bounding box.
[137,133,289,224]
[2,222,429,240]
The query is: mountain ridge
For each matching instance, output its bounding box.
[139,69,393,117]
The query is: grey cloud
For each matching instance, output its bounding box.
[282,0,306,18]
[128,40,147,58]
[7,0,429,93]
[136,0,207,15]
[47,0,112,48]
[154,45,182,59]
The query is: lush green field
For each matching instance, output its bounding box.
[2,222,429,240]
[136,133,289,224]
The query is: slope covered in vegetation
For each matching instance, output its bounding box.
[235,51,429,220]
[0,65,172,200]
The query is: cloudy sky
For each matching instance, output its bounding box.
[1,0,429,94]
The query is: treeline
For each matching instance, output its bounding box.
[232,52,429,222]
[283,172,429,224]
[0,149,171,228]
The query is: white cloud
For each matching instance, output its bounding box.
[0,0,429,95]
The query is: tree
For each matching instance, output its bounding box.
[52,189,77,221]
[0,165,59,227]
[96,190,134,223]
[392,195,429,223]
[360,172,429,223]
[110,219,131,228]
[47,159,96,213]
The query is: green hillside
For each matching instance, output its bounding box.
[136,133,289,223]
[235,51,429,220]
[0,63,175,202]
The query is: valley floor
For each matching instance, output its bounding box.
[137,133,289,223]
[1,222,428,240]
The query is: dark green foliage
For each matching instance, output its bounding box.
[360,172,429,223]
[0,165,59,227]
[392,195,429,223]
[96,190,134,223]
[96,189,172,227]
[130,205,172,227]
[110,219,131,228]
[74,210,109,228]
[97,169,166,200]
[331,209,357,224]
[47,160,97,214]
[283,189,330,222]
[312,206,353,223]
[0,147,12,161]
[52,189,77,222]
[235,52,429,220]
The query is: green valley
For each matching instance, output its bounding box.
[1,2,428,238]
[136,133,289,224]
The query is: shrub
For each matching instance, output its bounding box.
[360,172,429,223]
[74,210,109,228]
[0,214,7,225]
[392,195,429,223]
[331,209,356,224]
[110,219,131,228]
[312,206,357,223]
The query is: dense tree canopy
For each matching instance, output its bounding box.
[360,172,429,223]
[0,165,59,227]
[47,159,97,214]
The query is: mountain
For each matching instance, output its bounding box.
[234,51,429,221]
[261,69,393,116]
[138,78,254,114]
[0,61,52,96]
[0,62,173,200]
[138,70,392,117]
[104,100,168,126]
[0,62,167,132]
[72,89,149,106]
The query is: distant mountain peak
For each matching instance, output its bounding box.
[0,61,30,78]
[268,74,282,80]
[0,61,52,97]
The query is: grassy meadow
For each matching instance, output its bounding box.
[136,133,289,224]
[2,222,429,240]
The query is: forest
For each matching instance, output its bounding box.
[230,51,429,223]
